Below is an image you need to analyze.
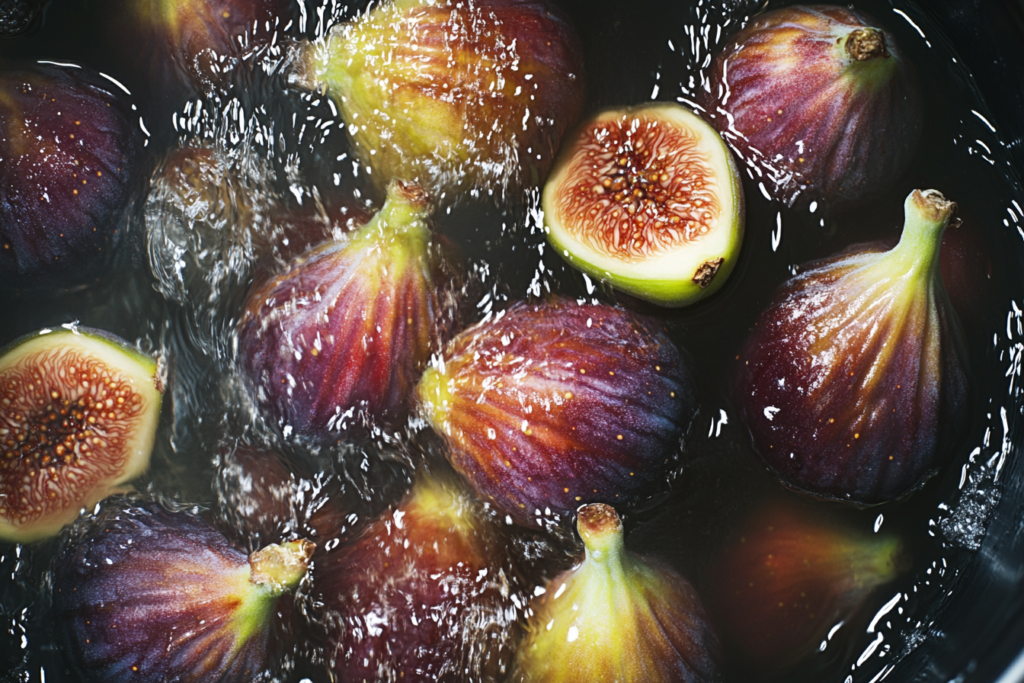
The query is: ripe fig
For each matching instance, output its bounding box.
[511,504,719,683]
[701,5,922,208]
[237,181,452,443]
[543,102,744,307]
[52,499,313,682]
[706,503,907,672]
[314,473,516,682]
[0,62,142,291]
[735,190,970,504]
[290,0,586,198]
[0,327,163,544]
[417,298,698,527]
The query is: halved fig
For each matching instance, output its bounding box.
[543,102,744,307]
[0,327,163,543]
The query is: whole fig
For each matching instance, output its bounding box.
[417,298,698,527]
[735,190,970,503]
[52,500,314,682]
[701,5,922,208]
[511,503,719,682]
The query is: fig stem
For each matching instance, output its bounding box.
[249,539,315,594]
[845,27,889,61]
[890,189,956,281]
[577,503,625,561]
[359,180,433,243]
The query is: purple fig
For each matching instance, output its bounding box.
[52,500,314,682]
[0,327,163,543]
[735,190,970,503]
[700,5,922,208]
[0,62,142,291]
[706,503,907,671]
[417,298,698,527]
[290,0,586,197]
[237,181,453,442]
[314,473,516,682]
[511,504,719,682]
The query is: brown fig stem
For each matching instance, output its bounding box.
[577,503,625,560]
[846,28,889,61]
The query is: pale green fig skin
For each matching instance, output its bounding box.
[0,327,163,544]
[512,504,720,683]
[543,103,744,308]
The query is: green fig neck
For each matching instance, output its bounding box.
[417,365,451,428]
[249,539,315,595]
[578,504,626,562]
[887,189,956,282]
[841,27,895,91]
[356,181,434,245]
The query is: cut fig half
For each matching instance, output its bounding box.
[543,102,744,307]
[0,327,163,543]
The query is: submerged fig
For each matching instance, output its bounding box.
[512,504,719,682]
[0,327,163,543]
[706,502,907,672]
[701,5,922,207]
[543,102,744,307]
[237,181,451,442]
[735,190,970,503]
[291,0,586,197]
[0,62,142,291]
[52,500,313,682]
[315,473,515,682]
[417,298,698,527]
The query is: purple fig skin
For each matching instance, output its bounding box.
[700,5,922,208]
[734,190,970,504]
[237,181,451,443]
[52,500,314,683]
[314,474,516,683]
[0,62,141,291]
[417,298,698,527]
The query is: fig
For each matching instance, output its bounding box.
[0,62,142,291]
[543,102,744,307]
[237,181,452,443]
[290,0,586,198]
[0,327,163,544]
[706,502,907,672]
[417,298,698,527]
[511,504,719,683]
[701,5,922,208]
[314,472,516,682]
[52,499,313,682]
[735,190,971,504]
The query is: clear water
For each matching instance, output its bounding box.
[1,0,1023,681]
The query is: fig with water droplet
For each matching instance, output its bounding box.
[52,499,314,682]
[511,503,719,682]
[417,298,698,527]
[0,62,142,291]
[701,5,922,207]
[735,190,970,503]
[314,473,516,682]
[290,0,586,197]
[706,502,907,672]
[0,328,163,544]
[544,102,744,307]
[237,181,454,442]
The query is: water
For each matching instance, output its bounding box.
[1,0,1023,681]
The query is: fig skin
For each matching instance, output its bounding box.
[511,504,720,683]
[237,181,451,443]
[701,5,922,208]
[417,298,698,527]
[0,327,163,544]
[314,473,516,683]
[543,102,744,307]
[52,499,314,683]
[292,0,586,198]
[706,503,907,673]
[735,190,970,504]
[0,62,142,291]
